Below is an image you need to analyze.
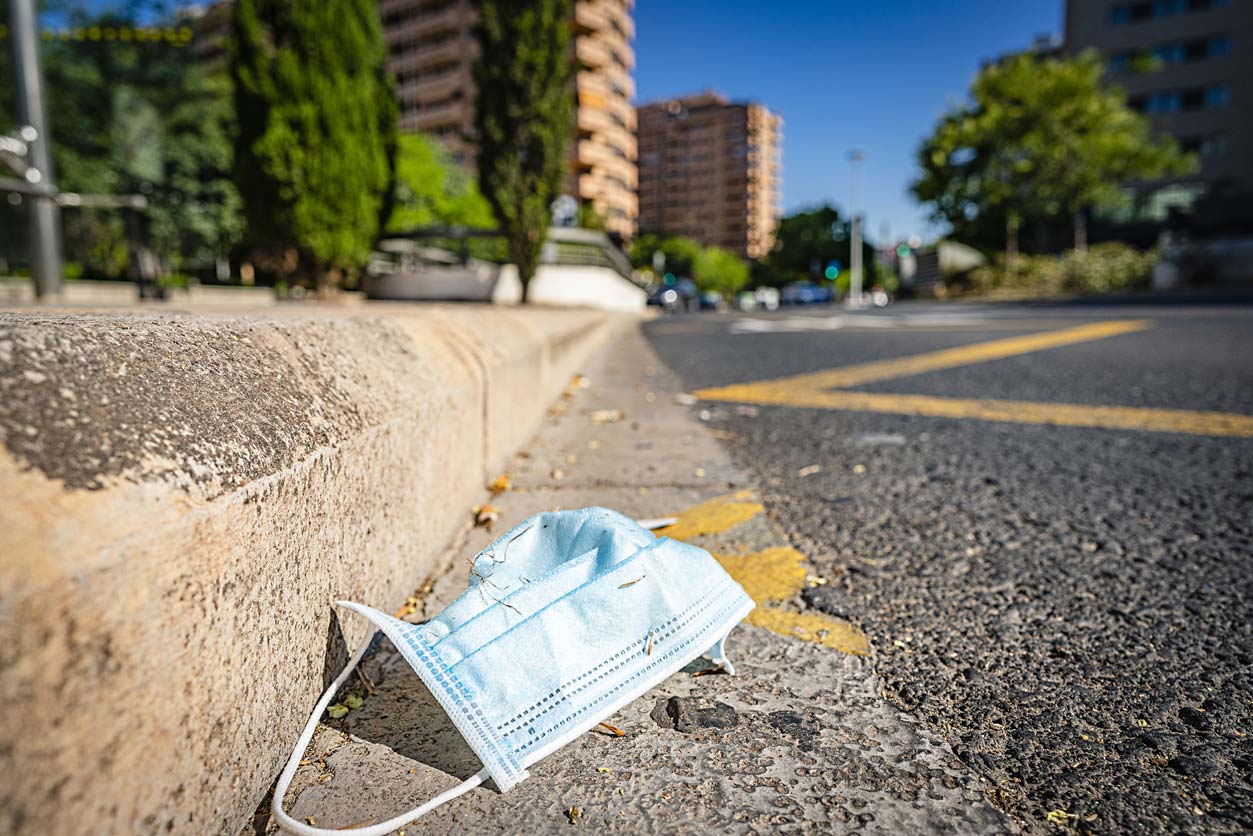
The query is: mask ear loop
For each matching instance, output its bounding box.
[270,627,491,836]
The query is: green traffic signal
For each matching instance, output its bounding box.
[824,265,839,280]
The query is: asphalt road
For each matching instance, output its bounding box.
[644,298,1253,835]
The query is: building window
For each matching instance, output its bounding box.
[1111,0,1229,24]
[1203,84,1229,107]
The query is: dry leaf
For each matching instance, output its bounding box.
[488,474,512,494]
[473,504,500,529]
[591,409,625,424]
[596,722,625,737]
[566,806,580,825]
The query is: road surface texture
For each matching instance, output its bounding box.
[644,298,1253,835]
[261,324,1014,835]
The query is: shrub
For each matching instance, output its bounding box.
[963,243,1155,296]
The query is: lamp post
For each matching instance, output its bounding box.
[8,0,62,298]
[847,149,864,309]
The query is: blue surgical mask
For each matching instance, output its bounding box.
[272,507,754,836]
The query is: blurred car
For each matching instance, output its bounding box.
[736,291,758,311]
[754,287,780,310]
[698,290,724,310]
[781,281,828,305]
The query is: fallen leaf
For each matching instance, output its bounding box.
[472,504,500,529]
[566,806,580,825]
[1045,809,1076,826]
[591,409,625,424]
[617,575,645,588]
[488,474,512,494]
[326,704,348,719]
[596,767,612,774]
[344,693,363,709]
[596,722,625,737]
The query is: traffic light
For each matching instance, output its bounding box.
[824,261,841,280]
[896,243,911,258]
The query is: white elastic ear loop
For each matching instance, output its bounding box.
[270,627,491,836]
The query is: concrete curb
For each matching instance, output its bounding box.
[0,303,621,835]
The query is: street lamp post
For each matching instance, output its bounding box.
[848,149,864,309]
[8,0,63,299]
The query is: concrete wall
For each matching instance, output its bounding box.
[492,263,648,312]
[0,304,616,835]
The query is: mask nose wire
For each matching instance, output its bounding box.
[271,618,490,836]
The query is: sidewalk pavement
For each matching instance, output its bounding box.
[260,323,1016,835]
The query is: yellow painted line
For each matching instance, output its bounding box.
[653,490,762,540]
[703,388,1253,438]
[655,493,869,655]
[744,608,870,655]
[714,546,869,655]
[695,319,1151,397]
[715,546,809,603]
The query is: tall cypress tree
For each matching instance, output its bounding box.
[231,0,396,293]
[473,0,573,303]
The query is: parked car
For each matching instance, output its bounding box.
[782,281,828,305]
[754,287,780,310]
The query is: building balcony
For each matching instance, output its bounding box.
[399,70,465,102]
[386,6,466,43]
[391,37,465,68]
[412,98,468,129]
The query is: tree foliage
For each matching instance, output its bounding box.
[692,246,749,296]
[385,132,493,232]
[912,50,1192,255]
[473,0,572,303]
[628,233,703,278]
[1,1,243,278]
[231,0,396,291]
[760,204,876,287]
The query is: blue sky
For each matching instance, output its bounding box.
[633,0,1062,243]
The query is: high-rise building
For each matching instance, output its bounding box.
[1065,0,1251,218]
[636,92,781,259]
[380,0,638,238]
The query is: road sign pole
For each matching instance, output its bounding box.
[848,150,864,309]
[9,0,63,299]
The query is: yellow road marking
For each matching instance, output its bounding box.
[714,546,869,655]
[652,490,762,540]
[743,608,870,655]
[715,546,808,602]
[693,318,1253,438]
[695,319,1150,398]
[713,389,1253,438]
[653,492,869,655]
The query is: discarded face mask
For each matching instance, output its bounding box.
[273,507,754,836]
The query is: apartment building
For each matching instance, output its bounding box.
[637,92,781,259]
[1065,0,1252,217]
[379,0,638,237]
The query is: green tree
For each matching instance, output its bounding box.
[912,50,1191,265]
[628,234,703,278]
[231,0,397,293]
[1,3,244,278]
[693,246,749,296]
[473,0,572,303]
[762,205,876,287]
[385,132,493,232]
